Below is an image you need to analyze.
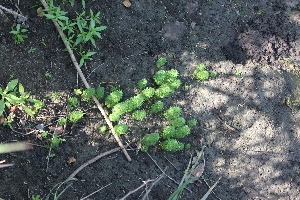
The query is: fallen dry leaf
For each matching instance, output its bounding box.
[67,157,77,164]
[48,126,64,134]
[191,150,205,178]
[123,0,131,8]
[37,7,45,17]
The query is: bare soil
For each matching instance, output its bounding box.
[0,0,300,199]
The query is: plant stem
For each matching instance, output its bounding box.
[39,0,131,161]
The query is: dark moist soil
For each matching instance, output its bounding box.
[1,0,300,199]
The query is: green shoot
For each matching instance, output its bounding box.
[9,24,28,44]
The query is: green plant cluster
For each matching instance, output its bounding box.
[0,79,44,128]
[194,63,217,80]
[108,68,180,122]
[41,132,66,149]
[153,69,181,98]
[44,0,107,66]
[141,106,197,152]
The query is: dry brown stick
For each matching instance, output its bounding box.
[0,5,28,20]
[39,0,131,161]
[67,144,130,181]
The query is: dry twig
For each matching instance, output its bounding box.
[0,5,27,20]
[39,0,131,161]
[66,144,130,181]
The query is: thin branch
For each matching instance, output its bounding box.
[39,0,131,161]
[119,179,155,200]
[141,173,165,200]
[80,183,112,200]
[0,5,27,20]
[66,144,130,181]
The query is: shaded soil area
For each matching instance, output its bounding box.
[1,0,300,199]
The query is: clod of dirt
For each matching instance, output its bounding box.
[237,14,297,65]
[163,21,187,40]
[67,157,76,164]
[186,0,199,14]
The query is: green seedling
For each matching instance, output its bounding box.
[137,78,148,89]
[68,97,79,110]
[114,124,128,135]
[105,90,123,108]
[153,69,181,98]
[160,139,184,152]
[68,111,84,123]
[9,24,28,44]
[41,39,46,46]
[45,73,52,77]
[174,125,190,138]
[149,101,164,114]
[164,106,182,120]
[156,57,167,68]
[194,63,217,80]
[161,126,176,139]
[132,110,146,120]
[141,133,160,151]
[0,79,44,128]
[155,84,173,98]
[141,87,155,100]
[49,153,56,158]
[235,71,243,76]
[74,10,107,47]
[28,47,37,53]
[58,118,67,125]
[170,117,186,127]
[187,119,197,127]
[31,195,41,200]
[99,126,107,133]
[95,87,105,99]
[44,6,69,22]
[194,64,209,80]
[79,48,97,67]
[74,89,82,95]
[51,92,60,99]
[82,88,95,99]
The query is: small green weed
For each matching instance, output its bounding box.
[51,92,60,99]
[9,24,28,44]
[68,111,84,123]
[99,126,107,133]
[68,97,79,110]
[137,78,148,89]
[28,47,37,53]
[235,70,243,76]
[45,72,52,77]
[31,195,41,200]
[156,57,167,68]
[194,63,217,80]
[132,110,146,120]
[114,124,128,135]
[0,79,44,128]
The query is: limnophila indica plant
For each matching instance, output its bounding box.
[194,63,217,80]
[156,57,167,68]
